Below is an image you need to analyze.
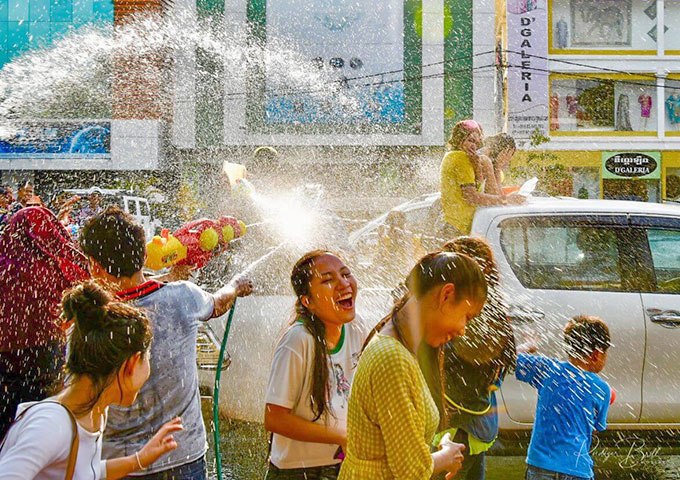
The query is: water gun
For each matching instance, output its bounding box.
[145,216,246,271]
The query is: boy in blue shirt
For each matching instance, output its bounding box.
[516,315,611,480]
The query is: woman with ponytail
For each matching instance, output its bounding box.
[264,251,368,480]
[0,280,183,479]
[339,252,488,480]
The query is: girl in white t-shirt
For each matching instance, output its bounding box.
[264,251,368,480]
[0,280,183,480]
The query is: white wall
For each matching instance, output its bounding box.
[472,0,498,135]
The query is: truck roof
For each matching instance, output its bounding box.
[472,196,680,232]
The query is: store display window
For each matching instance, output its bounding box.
[550,0,657,52]
[664,80,680,135]
[665,0,680,53]
[667,168,680,200]
[550,77,656,134]
[572,167,600,199]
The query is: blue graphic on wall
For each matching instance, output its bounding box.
[0,122,111,159]
[266,84,405,124]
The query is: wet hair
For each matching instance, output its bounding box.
[442,237,498,288]
[290,250,342,421]
[484,133,516,166]
[80,206,146,278]
[364,251,488,350]
[441,236,512,364]
[564,315,611,360]
[446,119,483,151]
[63,280,151,415]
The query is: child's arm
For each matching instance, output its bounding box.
[515,353,551,389]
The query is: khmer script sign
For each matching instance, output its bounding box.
[602,152,660,179]
[506,0,549,139]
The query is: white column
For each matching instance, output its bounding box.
[472,0,497,134]
[223,0,249,145]
[171,0,198,149]
[657,75,666,139]
[421,0,445,145]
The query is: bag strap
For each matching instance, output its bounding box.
[0,400,79,480]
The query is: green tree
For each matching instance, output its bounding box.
[510,128,572,196]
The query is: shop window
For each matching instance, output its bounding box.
[550,77,656,134]
[603,179,660,203]
[664,81,680,135]
[551,0,657,52]
[572,167,599,199]
[665,0,680,53]
[667,169,680,200]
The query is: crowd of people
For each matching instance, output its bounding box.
[0,122,612,480]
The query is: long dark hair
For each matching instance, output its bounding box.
[364,251,488,351]
[290,250,339,421]
[484,133,516,167]
[62,280,151,415]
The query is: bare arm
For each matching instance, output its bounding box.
[264,403,346,449]
[479,156,502,196]
[461,185,507,206]
[212,276,253,318]
[106,418,183,480]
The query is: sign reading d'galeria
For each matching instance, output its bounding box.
[602,152,661,180]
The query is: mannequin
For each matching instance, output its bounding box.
[550,93,560,130]
[638,93,652,130]
[666,92,680,129]
[556,18,569,49]
[616,94,632,131]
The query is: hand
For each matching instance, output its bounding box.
[438,433,465,478]
[230,275,254,297]
[168,264,194,282]
[517,328,539,354]
[137,418,183,469]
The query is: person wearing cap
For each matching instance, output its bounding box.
[440,121,524,239]
[74,187,104,227]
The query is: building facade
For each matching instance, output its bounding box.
[504,0,680,202]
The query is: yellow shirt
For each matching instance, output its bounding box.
[339,335,440,480]
[440,150,477,234]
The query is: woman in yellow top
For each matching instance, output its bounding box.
[440,121,523,238]
[339,252,488,480]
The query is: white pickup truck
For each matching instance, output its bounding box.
[203,195,680,436]
[351,195,680,432]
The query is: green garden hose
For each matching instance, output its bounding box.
[213,301,236,480]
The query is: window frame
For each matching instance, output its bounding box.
[630,215,680,294]
[498,214,647,293]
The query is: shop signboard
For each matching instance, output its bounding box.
[506,0,549,139]
[0,121,111,159]
[602,151,660,180]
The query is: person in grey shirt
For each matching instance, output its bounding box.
[80,206,253,479]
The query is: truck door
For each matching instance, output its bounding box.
[631,215,680,424]
[487,214,645,424]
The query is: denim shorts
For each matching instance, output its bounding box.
[265,462,340,480]
[525,465,590,480]
[123,456,206,480]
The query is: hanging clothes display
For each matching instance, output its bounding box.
[556,19,569,49]
[566,96,578,116]
[666,94,680,125]
[638,94,652,118]
[550,93,560,130]
[616,94,632,131]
